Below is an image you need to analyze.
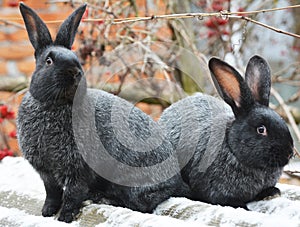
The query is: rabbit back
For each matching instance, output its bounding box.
[159,92,284,205]
[159,92,232,171]
[159,55,294,208]
[72,88,190,212]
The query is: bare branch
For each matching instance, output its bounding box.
[288,91,300,103]
[271,87,300,145]
[0,19,25,30]
[4,3,300,39]
[231,15,300,39]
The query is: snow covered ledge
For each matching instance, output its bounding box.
[1,157,300,226]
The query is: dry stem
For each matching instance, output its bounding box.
[271,88,300,155]
[2,4,300,39]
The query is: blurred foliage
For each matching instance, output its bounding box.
[69,0,300,146]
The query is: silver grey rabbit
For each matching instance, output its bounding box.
[17,3,189,223]
[159,56,294,209]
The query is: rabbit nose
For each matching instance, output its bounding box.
[74,69,82,79]
[66,67,81,79]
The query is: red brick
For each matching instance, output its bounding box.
[0,33,6,42]
[0,30,28,42]
[17,59,35,76]
[0,61,7,75]
[0,44,34,60]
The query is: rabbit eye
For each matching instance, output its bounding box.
[46,57,53,66]
[257,125,267,136]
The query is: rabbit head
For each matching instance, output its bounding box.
[20,3,87,105]
[208,56,294,169]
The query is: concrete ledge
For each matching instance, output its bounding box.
[1,157,300,226]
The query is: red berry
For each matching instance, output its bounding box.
[97,19,104,25]
[0,118,3,123]
[205,18,217,28]
[0,151,6,160]
[6,150,14,157]
[221,30,230,36]
[0,149,14,160]
[7,111,15,119]
[208,30,217,38]
[0,105,8,117]
[9,130,17,138]
[212,3,223,11]
[237,7,246,16]
[7,0,19,7]
[217,18,228,25]
[205,18,228,28]
[292,45,300,52]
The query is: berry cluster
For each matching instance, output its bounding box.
[0,105,15,123]
[0,148,14,160]
[202,0,230,39]
[0,104,16,161]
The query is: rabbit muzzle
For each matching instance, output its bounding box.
[62,67,83,86]
[269,144,294,167]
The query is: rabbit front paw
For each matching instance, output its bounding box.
[58,205,81,223]
[42,199,61,217]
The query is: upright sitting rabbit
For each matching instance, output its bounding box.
[17,3,188,223]
[159,56,294,209]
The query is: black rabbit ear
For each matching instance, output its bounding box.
[19,3,53,55]
[245,55,271,106]
[54,4,87,49]
[209,58,255,116]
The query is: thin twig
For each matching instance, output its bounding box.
[6,88,28,104]
[287,91,300,103]
[232,15,300,39]
[5,4,300,23]
[234,4,300,15]
[106,4,300,24]
[273,80,300,86]
[294,147,300,159]
[0,19,25,30]
[45,0,300,17]
[284,170,300,175]
[273,62,300,78]
[3,4,300,39]
[271,87,300,144]
[284,170,300,180]
[29,8,300,39]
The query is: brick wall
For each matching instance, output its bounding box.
[0,0,166,155]
[0,0,168,79]
[0,0,74,79]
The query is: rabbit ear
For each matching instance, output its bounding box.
[209,58,255,116]
[19,3,53,55]
[245,55,271,106]
[54,4,87,49]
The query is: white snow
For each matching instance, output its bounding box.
[93,204,204,227]
[0,206,79,227]
[2,156,300,226]
[0,157,45,200]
